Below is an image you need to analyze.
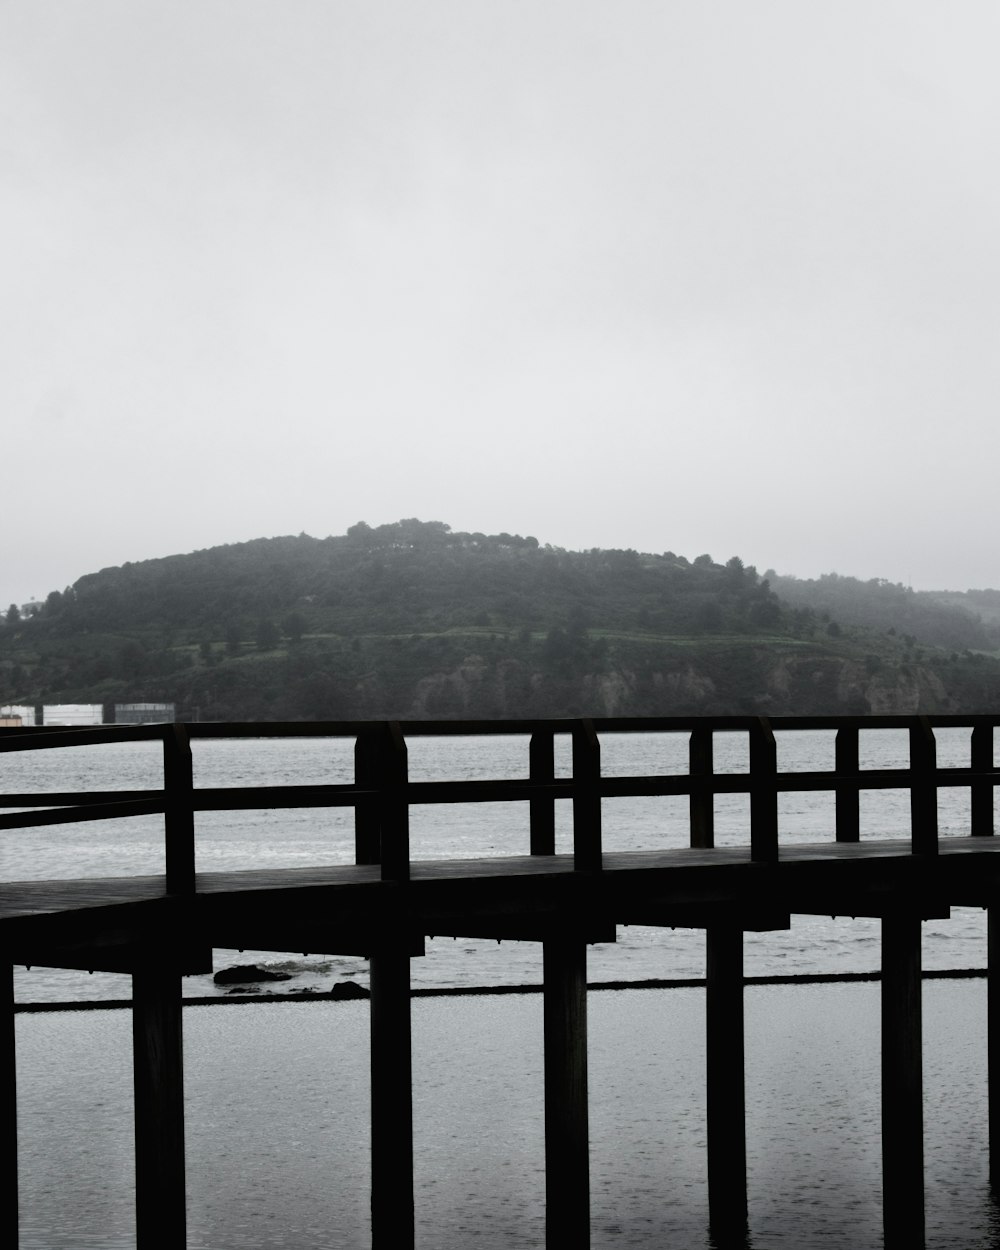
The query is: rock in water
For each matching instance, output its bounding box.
[214,964,293,985]
[328,980,370,1000]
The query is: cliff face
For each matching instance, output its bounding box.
[373,649,959,720]
[842,661,952,715]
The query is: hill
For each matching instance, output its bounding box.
[767,571,1000,653]
[2,519,999,719]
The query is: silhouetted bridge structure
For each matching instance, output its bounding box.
[3,714,1000,1249]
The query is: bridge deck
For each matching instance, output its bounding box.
[4,836,999,970]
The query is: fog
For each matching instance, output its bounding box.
[4,2,998,607]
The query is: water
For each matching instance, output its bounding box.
[5,727,1000,1247]
[14,983,1000,1249]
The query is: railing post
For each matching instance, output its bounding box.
[572,720,601,872]
[689,727,714,849]
[378,722,409,882]
[354,729,381,865]
[972,723,995,837]
[749,718,778,863]
[909,718,938,856]
[530,729,556,856]
[369,946,414,1250]
[705,926,748,1241]
[2,964,16,1250]
[133,957,186,1250]
[835,725,860,842]
[543,935,590,1249]
[881,913,925,1249]
[163,725,195,893]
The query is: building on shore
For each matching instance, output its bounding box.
[40,704,104,726]
[114,703,176,724]
[3,703,178,726]
[0,705,35,727]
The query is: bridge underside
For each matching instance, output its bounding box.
[3,837,991,972]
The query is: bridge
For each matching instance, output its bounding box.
[3,714,1000,1248]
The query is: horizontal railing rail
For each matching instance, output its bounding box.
[2,716,999,891]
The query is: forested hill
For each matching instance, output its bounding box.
[3,519,999,720]
[768,571,1000,653]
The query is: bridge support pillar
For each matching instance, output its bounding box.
[543,936,590,1249]
[2,965,17,1250]
[370,948,414,1250]
[132,961,186,1250]
[706,926,748,1243]
[989,907,1000,1188]
[881,915,924,1250]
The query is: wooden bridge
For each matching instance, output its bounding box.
[3,714,1000,1249]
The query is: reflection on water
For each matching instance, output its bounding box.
[709,1222,754,1250]
[981,1186,1000,1250]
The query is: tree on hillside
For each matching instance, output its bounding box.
[256,618,281,651]
[282,612,306,643]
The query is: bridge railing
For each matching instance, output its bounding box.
[1,715,998,892]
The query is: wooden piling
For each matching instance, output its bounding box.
[369,948,415,1250]
[706,927,748,1239]
[132,961,186,1250]
[2,964,16,1250]
[990,907,1000,1187]
[881,914,924,1249]
[543,936,590,1250]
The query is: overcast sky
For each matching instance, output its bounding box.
[4,2,999,608]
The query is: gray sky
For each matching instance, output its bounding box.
[4,1,999,609]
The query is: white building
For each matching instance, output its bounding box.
[41,704,104,726]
